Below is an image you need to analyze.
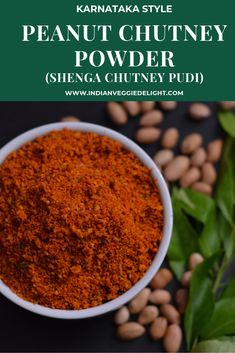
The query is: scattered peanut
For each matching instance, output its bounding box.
[160,101,177,111]
[175,288,188,314]
[180,167,201,188]
[107,102,128,125]
[219,101,235,110]
[160,304,180,324]
[122,101,141,116]
[181,271,192,287]
[163,324,183,353]
[189,103,211,120]
[138,305,159,325]
[150,268,173,289]
[141,101,156,113]
[149,289,171,305]
[191,181,212,196]
[128,288,151,314]
[189,253,204,270]
[207,139,223,163]
[154,150,174,168]
[191,147,207,167]
[61,116,80,122]
[202,162,217,185]
[164,156,190,182]
[139,110,163,127]
[117,322,145,341]
[161,128,179,149]
[181,133,203,154]
[136,127,161,144]
[149,317,168,340]
[114,306,130,325]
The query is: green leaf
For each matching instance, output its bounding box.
[202,298,235,339]
[219,112,235,138]
[217,212,235,260]
[222,274,235,299]
[199,205,221,258]
[173,188,214,223]
[184,258,215,349]
[167,198,199,279]
[215,137,235,226]
[192,339,235,352]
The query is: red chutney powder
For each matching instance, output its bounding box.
[0,130,163,309]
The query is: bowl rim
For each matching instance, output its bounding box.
[0,122,173,319]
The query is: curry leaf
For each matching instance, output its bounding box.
[222,273,235,299]
[184,257,215,349]
[167,198,199,279]
[219,112,235,138]
[215,137,235,226]
[199,205,221,258]
[217,212,235,260]
[192,339,235,352]
[202,298,235,339]
[173,188,214,223]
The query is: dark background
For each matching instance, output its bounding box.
[0,102,222,352]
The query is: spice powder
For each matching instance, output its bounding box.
[0,130,163,309]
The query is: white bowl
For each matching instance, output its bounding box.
[0,122,173,319]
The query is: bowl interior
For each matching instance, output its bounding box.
[0,122,173,319]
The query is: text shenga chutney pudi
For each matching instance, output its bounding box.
[0,130,163,310]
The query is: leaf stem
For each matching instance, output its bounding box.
[213,254,228,295]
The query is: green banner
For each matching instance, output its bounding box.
[0,0,234,101]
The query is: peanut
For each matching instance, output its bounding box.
[61,116,80,122]
[138,305,159,325]
[189,103,211,120]
[154,150,174,168]
[180,271,192,287]
[164,156,190,182]
[202,162,217,185]
[114,306,130,325]
[149,289,171,305]
[117,322,145,341]
[150,268,173,289]
[207,139,223,163]
[122,101,141,116]
[139,110,163,127]
[141,101,156,112]
[161,128,179,149]
[128,288,151,314]
[189,253,204,270]
[136,127,161,144]
[160,101,177,111]
[175,288,188,314]
[181,133,203,154]
[191,181,212,196]
[180,167,201,188]
[163,324,183,353]
[107,102,128,125]
[149,316,168,340]
[191,147,207,167]
[219,101,235,110]
[160,304,180,324]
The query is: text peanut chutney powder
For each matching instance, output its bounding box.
[0,130,163,309]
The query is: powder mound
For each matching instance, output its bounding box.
[0,130,163,309]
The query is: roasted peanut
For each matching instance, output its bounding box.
[175,288,188,314]
[191,181,212,196]
[189,253,204,270]
[180,167,201,188]
[128,288,151,314]
[191,147,207,167]
[154,150,174,168]
[181,133,203,154]
[149,316,168,340]
[202,162,217,185]
[207,139,223,163]
[164,156,190,182]
[189,103,211,120]
[149,289,171,305]
[61,116,80,122]
[136,127,161,144]
[114,306,130,325]
[163,324,183,353]
[161,128,179,149]
[219,101,235,110]
[122,101,141,116]
[140,110,163,127]
[138,305,159,325]
[107,102,128,125]
[160,101,177,111]
[180,271,192,287]
[117,322,145,341]
[150,268,173,289]
[160,304,180,324]
[141,101,156,112]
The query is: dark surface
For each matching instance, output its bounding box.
[0,102,222,352]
